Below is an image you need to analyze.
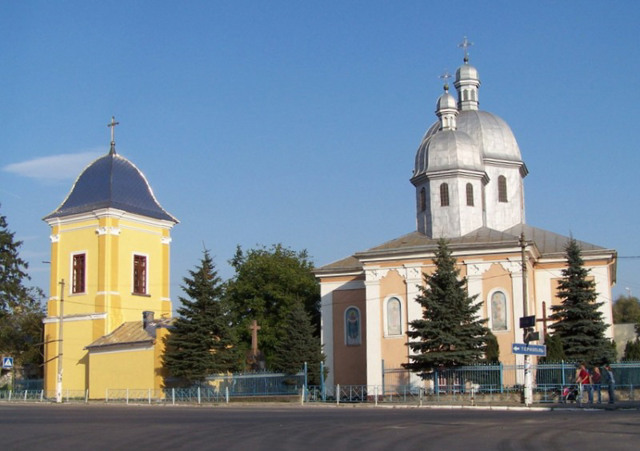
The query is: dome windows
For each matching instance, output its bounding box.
[420,187,427,212]
[440,183,450,206]
[498,176,508,202]
[466,183,474,206]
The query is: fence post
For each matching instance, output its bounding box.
[40,390,44,402]
[336,384,340,405]
[304,362,308,402]
[561,361,566,387]
[172,388,175,406]
[374,386,378,407]
[225,386,229,404]
[500,363,504,394]
[381,359,385,397]
[85,389,89,404]
[320,361,326,402]
[24,390,27,401]
[434,370,439,396]
[197,386,201,405]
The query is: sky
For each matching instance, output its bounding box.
[1,1,639,308]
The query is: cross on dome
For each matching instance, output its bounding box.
[107,116,120,154]
[458,36,473,62]
[439,70,452,91]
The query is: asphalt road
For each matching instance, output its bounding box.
[0,404,638,450]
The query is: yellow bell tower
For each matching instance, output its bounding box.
[42,118,178,397]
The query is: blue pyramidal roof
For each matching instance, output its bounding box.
[44,150,178,223]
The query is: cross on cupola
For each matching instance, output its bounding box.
[458,36,473,63]
[439,70,452,91]
[107,116,120,154]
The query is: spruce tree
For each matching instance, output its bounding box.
[164,250,240,385]
[272,302,324,385]
[548,238,615,365]
[403,239,490,376]
[0,207,30,315]
[0,207,45,375]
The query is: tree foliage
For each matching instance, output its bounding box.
[484,331,500,363]
[612,295,640,324]
[225,244,320,369]
[548,238,615,365]
[0,207,44,376]
[540,333,566,363]
[164,250,241,385]
[623,339,640,361]
[0,207,31,315]
[403,239,490,376]
[272,301,324,385]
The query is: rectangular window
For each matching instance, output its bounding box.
[133,255,147,295]
[72,253,86,294]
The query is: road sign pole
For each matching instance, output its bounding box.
[520,234,532,406]
[56,279,65,404]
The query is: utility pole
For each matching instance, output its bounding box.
[520,233,532,406]
[56,279,64,404]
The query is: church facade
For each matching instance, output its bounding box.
[42,128,177,398]
[315,53,617,389]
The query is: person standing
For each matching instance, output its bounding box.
[576,363,592,404]
[591,366,602,404]
[604,364,615,404]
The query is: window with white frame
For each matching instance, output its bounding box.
[386,297,402,336]
[489,290,508,331]
[344,306,361,346]
[133,254,147,295]
[72,253,86,294]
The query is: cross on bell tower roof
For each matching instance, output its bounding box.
[107,116,119,154]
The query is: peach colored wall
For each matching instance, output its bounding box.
[332,288,367,385]
[379,270,409,369]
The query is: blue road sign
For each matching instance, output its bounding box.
[511,343,547,356]
[2,356,13,369]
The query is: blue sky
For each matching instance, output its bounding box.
[2,1,639,306]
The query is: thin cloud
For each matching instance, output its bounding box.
[3,150,103,182]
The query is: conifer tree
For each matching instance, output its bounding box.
[0,207,30,315]
[0,207,44,375]
[548,238,615,365]
[164,250,240,385]
[403,239,490,376]
[272,302,324,385]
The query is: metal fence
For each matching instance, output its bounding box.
[0,372,306,405]
[2,363,639,405]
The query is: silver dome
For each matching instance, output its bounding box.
[436,91,457,111]
[414,129,484,176]
[456,63,479,82]
[423,110,521,162]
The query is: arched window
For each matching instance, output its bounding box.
[490,291,508,331]
[466,183,474,206]
[498,176,508,203]
[440,183,449,207]
[419,187,426,212]
[463,90,469,101]
[386,297,402,336]
[345,306,361,346]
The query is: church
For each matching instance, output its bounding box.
[42,120,177,399]
[315,49,617,389]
